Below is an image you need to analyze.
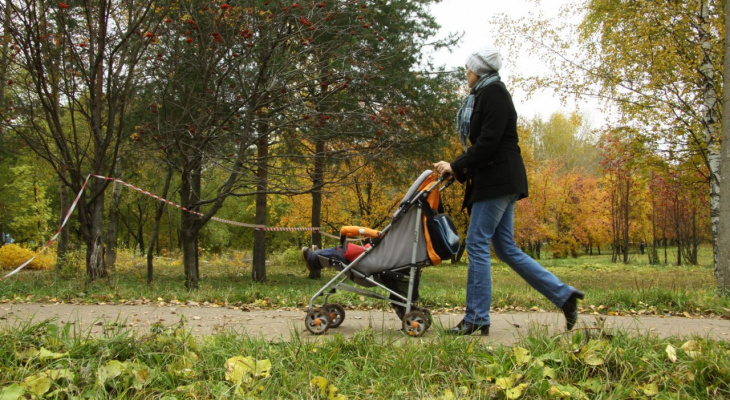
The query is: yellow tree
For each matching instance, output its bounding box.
[495,0,723,277]
[522,112,600,174]
[569,173,610,255]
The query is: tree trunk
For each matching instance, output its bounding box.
[180,162,202,290]
[136,202,146,255]
[0,6,9,106]
[55,174,70,270]
[622,177,631,264]
[308,138,325,279]
[146,166,173,285]
[83,181,107,280]
[104,177,123,270]
[716,0,730,290]
[252,127,269,283]
[181,226,199,289]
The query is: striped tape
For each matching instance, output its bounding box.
[2,175,91,279]
[91,175,329,233]
[2,174,338,280]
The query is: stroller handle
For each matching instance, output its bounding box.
[393,171,456,221]
[427,172,455,194]
[437,173,455,191]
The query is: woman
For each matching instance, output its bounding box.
[433,46,583,336]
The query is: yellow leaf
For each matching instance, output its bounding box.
[665,344,677,362]
[97,360,125,385]
[22,375,51,397]
[641,382,659,397]
[548,385,571,398]
[581,378,603,393]
[583,353,604,366]
[506,383,528,399]
[225,356,272,385]
[513,346,531,365]
[45,369,75,381]
[311,376,328,396]
[328,384,347,400]
[132,368,151,388]
[681,340,700,359]
[16,347,68,361]
[496,373,523,390]
[680,340,697,351]
[496,376,514,390]
[0,384,26,400]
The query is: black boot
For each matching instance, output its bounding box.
[561,290,585,330]
[446,320,490,336]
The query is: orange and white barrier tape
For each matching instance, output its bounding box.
[2,175,91,279]
[2,174,338,279]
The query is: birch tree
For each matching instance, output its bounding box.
[718,0,730,290]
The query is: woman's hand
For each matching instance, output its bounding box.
[433,161,453,177]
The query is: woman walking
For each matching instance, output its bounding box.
[433,46,584,335]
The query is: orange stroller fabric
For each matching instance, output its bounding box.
[417,174,443,266]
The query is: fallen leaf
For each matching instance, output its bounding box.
[641,382,659,396]
[225,356,271,385]
[0,384,25,400]
[513,347,531,365]
[97,360,125,385]
[506,383,528,399]
[22,375,51,397]
[666,344,677,362]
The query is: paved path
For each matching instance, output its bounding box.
[1,303,729,344]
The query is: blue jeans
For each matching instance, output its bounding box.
[464,194,576,325]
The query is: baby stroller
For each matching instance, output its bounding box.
[304,170,459,336]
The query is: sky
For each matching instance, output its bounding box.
[425,0,602,125]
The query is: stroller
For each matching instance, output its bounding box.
[304,170,458,336]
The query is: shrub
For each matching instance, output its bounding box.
[269,247,307,270]
[551,237,579,259]
[0,243,56,271]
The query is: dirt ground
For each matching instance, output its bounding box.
[1,302,729,344]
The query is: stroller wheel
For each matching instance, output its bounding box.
[416,307,433,331]
[305,308,331,335]
[402,310,429,337]
[323,303,346,328]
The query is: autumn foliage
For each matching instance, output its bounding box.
[0,244,55,271]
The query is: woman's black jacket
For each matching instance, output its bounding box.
[450,80,529,210]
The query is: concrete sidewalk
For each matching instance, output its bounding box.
[2,302,729,344]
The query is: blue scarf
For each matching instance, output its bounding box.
[456,72,501,150]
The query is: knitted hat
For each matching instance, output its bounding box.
[465,46,503,76]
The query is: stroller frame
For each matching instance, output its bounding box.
[304,172,453,336]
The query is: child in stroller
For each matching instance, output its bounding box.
[302,170,459,336]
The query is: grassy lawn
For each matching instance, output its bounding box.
[1,247,728,317]
[1,247,729,398]
[1,313,728,398]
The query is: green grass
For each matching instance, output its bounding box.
[1,247,730,398]
[1,247,728,317]
[0,319,728,399]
